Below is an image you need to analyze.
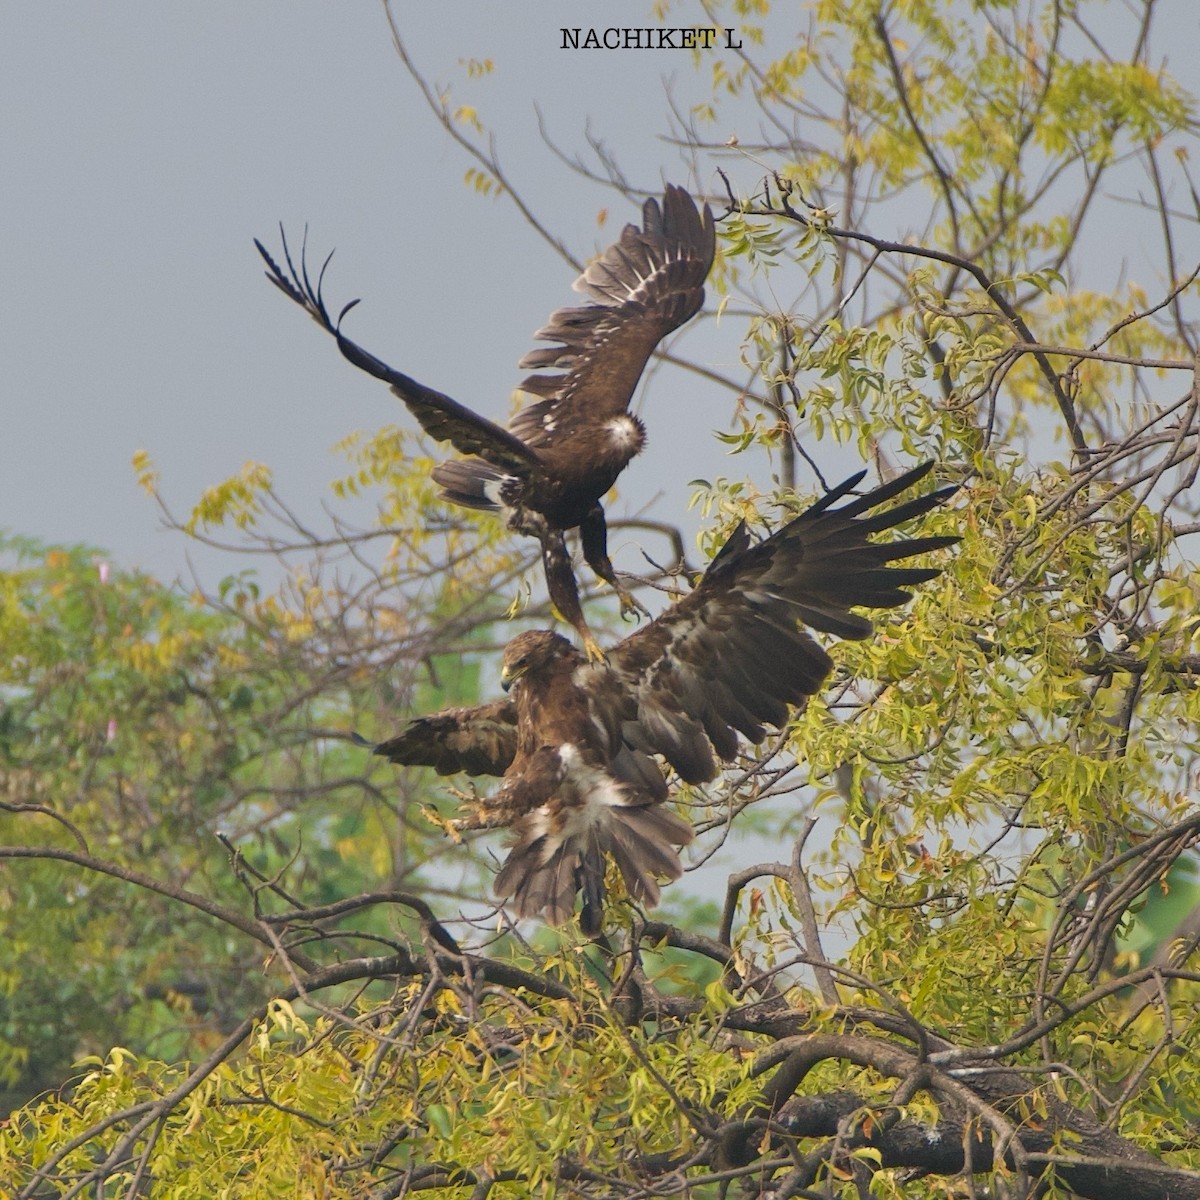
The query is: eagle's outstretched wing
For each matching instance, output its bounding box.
[369,693,667,800]
[369,700,518,777]
[257,189,714,660]
[584,462,959,785]
[254,234,540,476]
[509,185,716,447]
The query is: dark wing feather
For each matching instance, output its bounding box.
[255,232,540,476]
[508,186,716,446]
[585,462,958,784]
[370,700,518,777]
[427,457,512,512]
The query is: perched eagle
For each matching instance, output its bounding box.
[371,463,958,933]
[256,185,716,661]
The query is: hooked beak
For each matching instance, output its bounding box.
[500,664,516,692]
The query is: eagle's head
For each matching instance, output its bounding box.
[500,630,576,692]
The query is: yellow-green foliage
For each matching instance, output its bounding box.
[0,960,763,1198]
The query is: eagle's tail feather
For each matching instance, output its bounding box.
[430,458,509,513]
[602,805,692,908]
[495,803,693,933]
[577,843,607,936]
[495,837,582,930]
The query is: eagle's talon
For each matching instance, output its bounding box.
[582,632,609,664]
[616,588,651,623]
[421,804,465,845]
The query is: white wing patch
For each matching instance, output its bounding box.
[483,475,518,509]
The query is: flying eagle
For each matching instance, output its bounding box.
[370,463,957,933]
[256,185,716,661]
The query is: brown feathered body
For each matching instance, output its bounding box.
[258,186,716,659]
[373,463,958,931]
[489,632,691,933]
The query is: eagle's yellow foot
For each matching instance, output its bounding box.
[616,585,651,623]
[582,631,609,664]
[421,804,464,845]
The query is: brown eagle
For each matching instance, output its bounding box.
[370,463,957,933]
[256,185,716,661]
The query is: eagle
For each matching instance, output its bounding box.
[369,463,957,933]
[256,185,716,662]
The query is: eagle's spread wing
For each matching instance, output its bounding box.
[369,700,517,777]
[509,185,716,447]
[255,233,540,477]
[584,463,958,785]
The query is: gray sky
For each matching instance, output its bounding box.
[3,3,758,587]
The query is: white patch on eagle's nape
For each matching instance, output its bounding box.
[606,415,642,450]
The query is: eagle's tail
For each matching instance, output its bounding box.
[430,458,510,513]
[495,803,693,935]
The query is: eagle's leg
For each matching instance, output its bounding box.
[580,505,650,622]
[540,529,606,663]
[447,767,555,839]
